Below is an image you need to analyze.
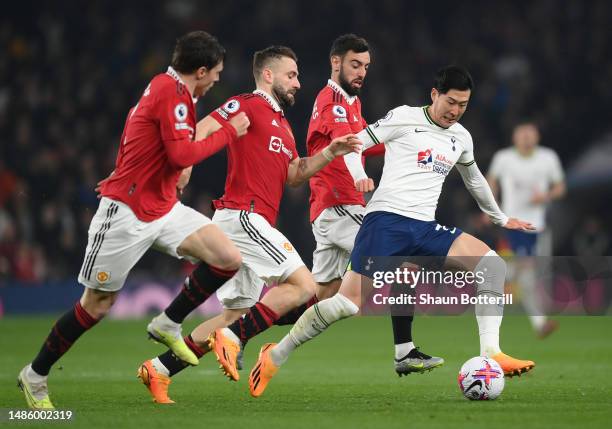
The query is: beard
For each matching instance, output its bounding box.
[272,83,296,109]
[339,67,363,96]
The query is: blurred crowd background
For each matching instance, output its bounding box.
[1,0,611,285]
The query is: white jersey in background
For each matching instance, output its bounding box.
[488,147,564,231]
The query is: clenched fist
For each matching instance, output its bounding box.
[229,112,250,137]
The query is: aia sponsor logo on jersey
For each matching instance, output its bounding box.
[417,149,433,165]
[417,148,453,176]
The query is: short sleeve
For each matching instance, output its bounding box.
[547,150,564,183]
[487,151,504,178]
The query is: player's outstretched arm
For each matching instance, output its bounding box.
[456,161,510,227]
[286,134,362,187]
[163,112,249,169]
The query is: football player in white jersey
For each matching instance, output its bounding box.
[487,122,565,338]
[247,66,536,397]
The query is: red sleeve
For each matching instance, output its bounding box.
[363,144,385,157]
[162,126,237,169]
[158,87,193,143]
[319,100,353,140]
[210,97,248,124]
[159,88,238,168]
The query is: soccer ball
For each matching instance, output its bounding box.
[458,357,505,400]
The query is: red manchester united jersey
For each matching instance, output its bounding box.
[211,90,296,226]
[307,79,383,222]
[101,67,236,221]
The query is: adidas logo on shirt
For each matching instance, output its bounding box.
[271,119,279,127]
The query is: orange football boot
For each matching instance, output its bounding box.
[249,343,279,397]
[209,329,240,381]
[137,360,175,404]
[491,352,535,377]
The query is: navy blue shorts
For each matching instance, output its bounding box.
[504,229,538,256]
[350,211,462,276]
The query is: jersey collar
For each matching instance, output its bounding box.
[253,89,284,115]
[327,79,357,105]
[422,105,449,129]
[166,66,198,104]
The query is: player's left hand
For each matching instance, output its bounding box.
[503,217,536,231]
[94,171,114,199]
[329,134,363,157]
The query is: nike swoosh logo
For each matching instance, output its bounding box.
[465,380,483,393]
[415,129,428,133]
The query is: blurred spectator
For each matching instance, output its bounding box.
[573,216,610,257]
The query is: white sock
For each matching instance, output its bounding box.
[222,327,241,346]
[151,358,170,377]
[529,315,547,331]
[477,315,502,356]
[158,311,180,329]
[475,250,505,356]
[517,265,547,331]
[270,293,359,366]
[26,364,47,383]
[394,342,415,360]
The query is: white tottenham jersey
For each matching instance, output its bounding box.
[488,147,564,230]
[355,105,474,221]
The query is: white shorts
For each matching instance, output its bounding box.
[78,197,211,292]
[311,205,364,283]
[213,209,305,309]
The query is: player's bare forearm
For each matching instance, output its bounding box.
[286,153,330,187]
[287,134,361,187]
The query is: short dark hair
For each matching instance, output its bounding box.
[434,65,474,94]
[330,34,369,58]
[171,31,225,74]
[253,46,298,80]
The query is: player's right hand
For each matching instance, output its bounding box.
[503,217,536,231]
[229,112,250,137]
[355,178,375,192]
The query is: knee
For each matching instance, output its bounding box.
[80,289,117,319]
[298,277,317,302]
[215,247,242,271]
[486,251,507,277]
[476,250,507,288]
[329,293,360,318]
[223,308,247,324]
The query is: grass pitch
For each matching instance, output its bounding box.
[1,315,611,429]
